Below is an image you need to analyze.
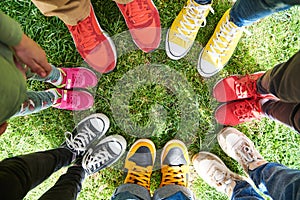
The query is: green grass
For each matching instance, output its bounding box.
[0,0,300,199]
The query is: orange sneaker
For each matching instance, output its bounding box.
[67,5,117,73]
[116,0,161,52]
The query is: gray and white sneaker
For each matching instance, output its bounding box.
[192,151,244,197]
[217,127,267,173]
[63,113,110,156]
[82,135,127,175]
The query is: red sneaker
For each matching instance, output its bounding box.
[52,89,94,111]
[58,67,98,89]
[116,0,161,52]
[215,98,264,126]
[213,72,266,102]
[67,5,117,73]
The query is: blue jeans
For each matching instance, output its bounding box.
[111,184,194,200]
[194,0,300,27]
[232,163,300,200]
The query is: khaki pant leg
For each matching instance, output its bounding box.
[31,0,90,25]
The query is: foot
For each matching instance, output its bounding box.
[82,135,127,175]
[192,151,245,197]
[215,98,266,126]
[62,113,110,156]
[166,0,213,60]
[197,9,244,77]
[217,127,268,173]
[116,0,161,52]
[160,139,190,187]
[66,5,117,73]
[213,72,269,102]
[51,88,94,111]
[56,67,98,89]
[123,139,156,190]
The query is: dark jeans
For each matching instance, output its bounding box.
[257,50,300,132]
[232,163,300,200]
[0,148,85,200]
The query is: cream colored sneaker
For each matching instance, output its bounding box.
[217,127,268,173]
[197,9,244,77]
[192,151,245,197]
[166,0,213,60]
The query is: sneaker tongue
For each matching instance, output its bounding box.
[162,148,187,166]
[129,147,153,167]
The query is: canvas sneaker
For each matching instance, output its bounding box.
[66,5,117,73]
[51,88,94,111]
[116,0,161,52]
[215,98,264,126]
[55,67,98,89]
[192,151,244,197]
[62,113,110,156]
[166,0,213,60]
[160,139,190,187]
[123,139,156,190]
[197,9,244,77]
[213,72,267,102]
[82,135,127,175]
[217,127,267,173]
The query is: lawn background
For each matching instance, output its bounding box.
[0,0,300,199]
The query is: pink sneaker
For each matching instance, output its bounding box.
[213,72,267,102]
[116,0,161,52]
[52,89,94,111]
[215,98,264,126]
[58,67,98,89]
[67,5,117,73]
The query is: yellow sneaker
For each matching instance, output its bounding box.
[166,0,214,60]
[160,139,190,187]
[197,9,244,77]
[124,139,156,190]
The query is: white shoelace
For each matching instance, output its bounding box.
[176,1,214,41]
[65,124,97,155]
[82,145,114,174]
[212,169,234,194]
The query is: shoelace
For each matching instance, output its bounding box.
[236,142,262,170]
[233,100,262,121]
[124,0,152,27]
[161,166,186,187]
[82,145,114,174]
[212,169,234,194]
[176,1,214,40]
[207,15,246,66]
[126,165,152,189]
[234,75,258,99]
[69,15,101,52]
[65,124,97,155]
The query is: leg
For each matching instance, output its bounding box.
[262,100,300,132]
[39,165,85,200]
[230,0,300,27]
[13,90,57,117]
[153,185,194,200]
[27,65,62,86]
[232,180,264,200]
[249,162,300,200]
[0,148,73,200]
[30,0,90,25]
[257,50,300,102]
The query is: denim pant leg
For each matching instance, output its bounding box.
[231,180,264,200]
[249,162,300,200]
[153,185,194,200]
[0,148,73,200]
[230,0,300,27]
[27,65,62,84]
[13,90,56,117]
[39,166,85,200]
[111,183,151,200]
